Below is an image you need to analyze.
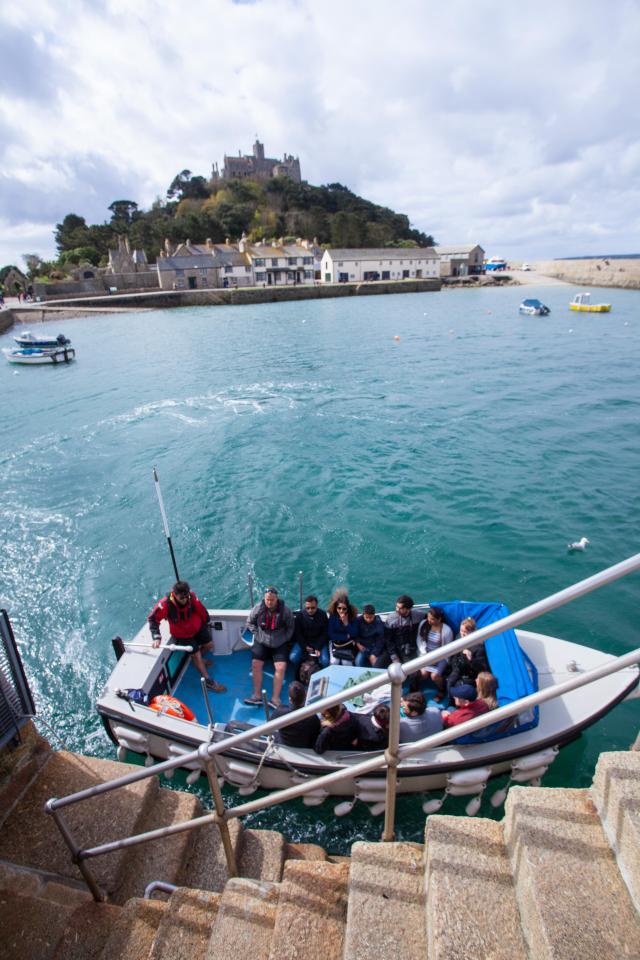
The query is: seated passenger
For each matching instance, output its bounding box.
[476,671,499,710]
[314,703,360,754]
[355,604,385,667]
[327,593,359,664]
[378,595,424,668]
[399,691,443,742]
[355,703,390,750]
[270,681,321,748]
[414,607,454,701]
[441,683,489,728]
[289,595,330,672]
[445,617,488,701]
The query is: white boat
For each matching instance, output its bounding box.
[97,595,639,800]
[519,298,550,316]
[3,346,76,365]
[13,331,71,348]
[570,292,611,313]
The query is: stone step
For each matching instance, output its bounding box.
[1,891,76,960]
[0,859,93,906]
[504,786,640,959]
[177,818,243,893]
[149,887,220,959]
[284,840,328,862]
[424,815,528,960]
[591,750,640,910]
[51,900,122,960]
[238,827,286,883]
[98,897,167,960]
[205,877,279,960]
[0,726,53,831]
[343,841,425,960]
[0,751,158,897]
[111,786,202,904]
[269,859,349,960]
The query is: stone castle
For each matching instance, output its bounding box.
[211,139,301,184]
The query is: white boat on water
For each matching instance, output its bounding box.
[13,330,71,348]
[519,298,550,316]
[97,587,640,803]
[3,345,76,365]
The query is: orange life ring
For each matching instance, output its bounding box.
[149,695,195,722]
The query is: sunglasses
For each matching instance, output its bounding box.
[337,605,348,611]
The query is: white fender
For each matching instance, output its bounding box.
[511,764,549,783]
[226,760,259,785]
[302,789,328,806]
[448,781,487,797]
[447,767,492,787]
[113,725,149,748]
[511,748,558,771]
[356,789,389,804]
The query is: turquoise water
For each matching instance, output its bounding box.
[1,283,639,850]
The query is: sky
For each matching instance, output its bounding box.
[1,0,640,269]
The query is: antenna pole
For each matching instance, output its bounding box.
[153,467,180,582]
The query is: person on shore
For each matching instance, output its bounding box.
[414,607,454,702]
[378,595,423,669]
[355,604,385,667]
[399,691,443,743]
[476,671,499,710]
[355,703,390,750]
[148,581,226,693]
[289,595,330,674]
[445,616,488,701]
[244,586,295,709]
[327,592,359,664]
[314,702,360,754]
[441,683,489,728]
[270,681,320,748]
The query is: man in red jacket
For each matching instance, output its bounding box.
[148,580,226,693]
[441,683,489,727]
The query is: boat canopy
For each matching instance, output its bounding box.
[521,299,544,308]
[430,600,539,743]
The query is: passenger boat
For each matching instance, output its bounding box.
[3,346,76,365]
[13,330,71,348]
[569,292,611,312]
[97,598,639,802]
[519,298,550,316]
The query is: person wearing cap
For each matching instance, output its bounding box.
[243,586,295,708]
[148,580,226,693]
[441,683,490,728]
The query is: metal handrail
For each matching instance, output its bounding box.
[45,552,640,900]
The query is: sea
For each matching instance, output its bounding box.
[1,282,639,853]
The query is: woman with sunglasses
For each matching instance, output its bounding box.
[327,591,359,664]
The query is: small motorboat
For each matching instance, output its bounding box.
[570,293,611,312]
[519,298,550,316]
[3,346,76,365]
[13,330,71,348]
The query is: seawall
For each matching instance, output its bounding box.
[535,257,640,289]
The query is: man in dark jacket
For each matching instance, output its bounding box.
[148,580,226,692]
[289,595,330,672]
[378,595,424,667]
[244,586,295,709]
[270,681,320,748]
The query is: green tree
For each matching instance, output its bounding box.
[55,214,90,253]
[108,200,139,231]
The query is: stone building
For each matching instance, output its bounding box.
[105,236,149,275]
[436,244,485,277]
[321,247,440,284]
[1,267,28,294]
[211,139,301,184]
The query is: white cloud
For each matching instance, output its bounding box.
[1,0,640,265]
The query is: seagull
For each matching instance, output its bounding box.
[568,537,590,551]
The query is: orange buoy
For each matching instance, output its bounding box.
[149,695,196,721]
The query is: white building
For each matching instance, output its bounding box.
[436,244,485,277]
[320,247,440,284]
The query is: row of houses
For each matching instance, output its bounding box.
[155,239,485,291]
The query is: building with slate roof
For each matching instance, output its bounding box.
[321,247,440,284]
[435,244,485,276]
[211,139,301,184]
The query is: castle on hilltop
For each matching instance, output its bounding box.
[211,138,301,184]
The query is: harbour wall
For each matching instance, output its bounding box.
[535,258,640,289]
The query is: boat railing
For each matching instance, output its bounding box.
[45,553,640,901]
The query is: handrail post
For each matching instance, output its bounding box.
[200,746,237,877]
[382,663,405,842]
[47,803,105,902]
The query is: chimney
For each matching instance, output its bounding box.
[239,232,247,253]
[225,237,230,246]
[206,238,213,250]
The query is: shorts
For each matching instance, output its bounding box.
[173,623,211,651]
[252,640,290,663]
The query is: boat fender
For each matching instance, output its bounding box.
[112,725,150,747]
[356,789,389,804]
[447,782,487,798]
[302,789,328,806]
[354,777,388,791]
[510,764,549,784]
[447,767,492,787]
[149,695,196,722]
[511,747,558,772]
[368,801,386,816]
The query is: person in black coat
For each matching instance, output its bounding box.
[270,681,320,748]
[314,703,360,754]
[355,704,390,750]
[445,617,488,702]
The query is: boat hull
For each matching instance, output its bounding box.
[570,304,611,312]
[3,347,76,364]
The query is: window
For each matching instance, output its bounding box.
[288,257,298,265]
[338,261,343,266]
[303,256,313,265]
[325,273,331,282]
[271,258,279,266]
[254,258,265,266]
[304,270,312,279]
[245,266,251,272]
[256,271,265,282]
[224,265,232,273]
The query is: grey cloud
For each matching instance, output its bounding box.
[0,23,69,100]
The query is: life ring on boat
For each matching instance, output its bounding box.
[149,695,195,722]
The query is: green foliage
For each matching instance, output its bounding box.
[59,246,101,266]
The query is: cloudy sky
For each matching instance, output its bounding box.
[1,0,640,269]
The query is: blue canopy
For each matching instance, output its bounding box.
[429,600,539,743]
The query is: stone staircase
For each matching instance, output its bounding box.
[1,734,640,959]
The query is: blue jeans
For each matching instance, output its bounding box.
[355,649,382,667]
[289,643,330,669]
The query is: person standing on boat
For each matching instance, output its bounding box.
[244,586,295,708]
[148,581,227,693]
[378,595,423,670]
